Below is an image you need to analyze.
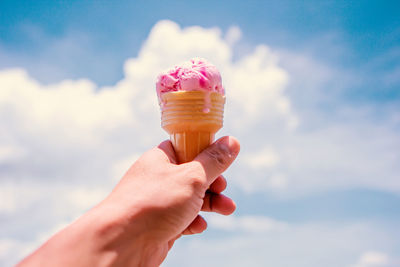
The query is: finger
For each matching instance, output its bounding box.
[208,175,227,194]
[157,140,178,164]
[201,192,236,215]
[190,136,240,187]
[182,215,208,235]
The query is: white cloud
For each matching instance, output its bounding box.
[0,145,26,163]
[0,19,398,216]
[0,68,133,144]
[224,44,295,128]
[230,45,400,196]
[163,219,399,267]
[0,182,41,214]
[0,190,17,214]
[351,251,391,267]
[0,181,110,217]
[225,26,242,46]
[0,239,29,266]
[0,19,296,188]
[206,214,288,233]
[242,147,280,169]
[234,114,400,197]
[0,181,113,265]
[0,20,297,264]
[111,153,141,182]
[67,188,109,211]
[0,221,72,266]
[1,19,400,265]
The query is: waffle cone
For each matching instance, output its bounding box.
[160,91,225,163]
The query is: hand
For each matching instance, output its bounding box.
[102,136,240,266]
[17,136,240,267]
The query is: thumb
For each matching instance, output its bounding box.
[191,136,240,186]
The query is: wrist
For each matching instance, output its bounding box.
[88,200,164,267]
[18,200,161,267]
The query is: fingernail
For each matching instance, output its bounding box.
[216,136,240,157]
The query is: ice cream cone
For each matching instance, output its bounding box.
[161,91,225,163]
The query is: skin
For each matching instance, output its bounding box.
[17,136,240,267]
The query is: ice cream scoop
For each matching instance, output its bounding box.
[156,58,224,113]
[157,58,225,163]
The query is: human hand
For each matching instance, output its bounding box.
[100,136,240,266]
[17,136,240,267]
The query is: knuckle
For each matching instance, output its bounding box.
[178,164,207,192]
[190,174,207,191]
[205,147,229,167]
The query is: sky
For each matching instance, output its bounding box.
[1,1,400,266]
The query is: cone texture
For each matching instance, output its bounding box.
[161,91,225,163]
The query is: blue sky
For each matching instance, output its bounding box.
[1,1,400,266]
[1,0,399,90]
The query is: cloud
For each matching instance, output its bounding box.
[0,181,111,265]
[111,153,141,182]
[0,221,71,266]
[350,250,400,267]
[233,103,400,197]
[228,42,400,196]
[0,145,26,164]
[242,147,280,169]
[206,214,288,233]
[0,20,297,264]
[0,19,296,186]
[0,239,31,266]
[0,20,398,204]
[225,26,242,46]
[0,68,132,141]
[351,251,390,267]
[1,19,400,265]
[163,218,400,267]
[123,20,295,129]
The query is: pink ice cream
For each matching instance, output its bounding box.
[156,58,225,103]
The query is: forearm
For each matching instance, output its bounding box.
[17,202,159,267]
[17,210,100,266]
